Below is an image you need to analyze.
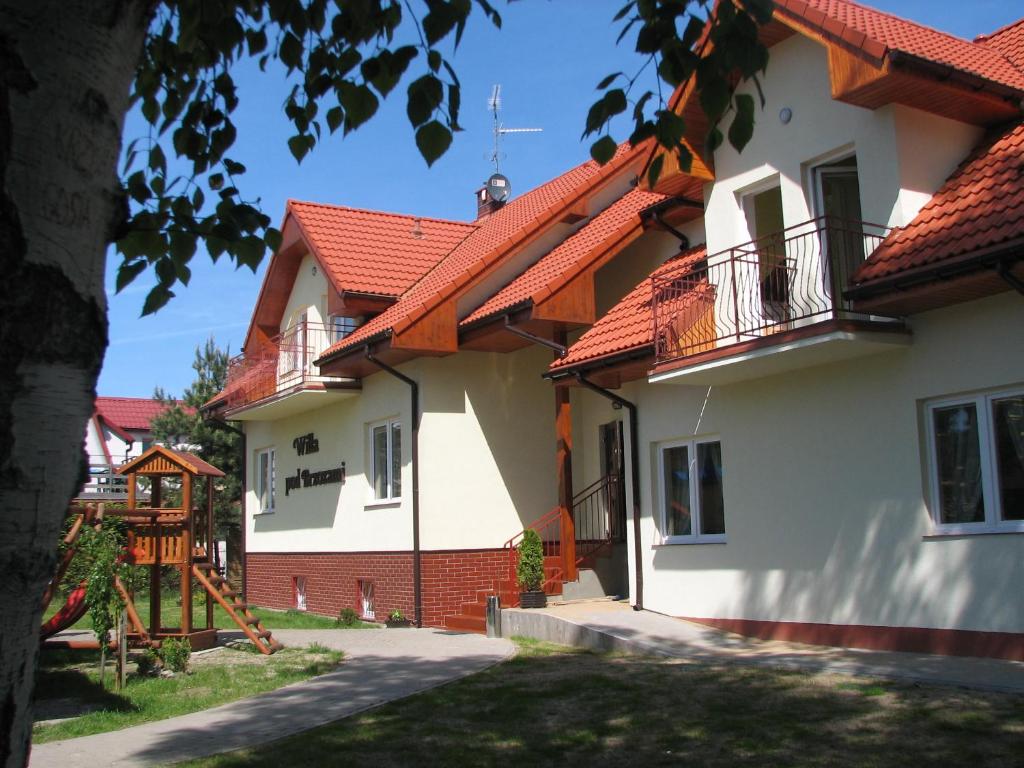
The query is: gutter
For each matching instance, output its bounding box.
[887,50,1024,103]
[363,348,423,628]
[567,373,644,612]
[845,242,1024,302]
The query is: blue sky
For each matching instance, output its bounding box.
[98,0,1023,399]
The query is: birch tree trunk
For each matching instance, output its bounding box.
[0,2,149,765]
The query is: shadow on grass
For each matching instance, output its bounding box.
[178,643,1024,768]
[35,649,137,717]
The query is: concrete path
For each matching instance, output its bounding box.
[31,628,515,768]
[504,599,1024,694]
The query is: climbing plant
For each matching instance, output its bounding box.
[77,520,129,687]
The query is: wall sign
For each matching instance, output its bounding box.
[286,433,342,495]
[285,462,346,496]
[293,433,319,456]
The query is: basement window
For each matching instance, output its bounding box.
[358,579,375,620]
[294,576,307,611]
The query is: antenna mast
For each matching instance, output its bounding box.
[488,84,541,174]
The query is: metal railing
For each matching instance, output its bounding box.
[652,217,895,364]
[222,320,346,410]
[77,462,129,500]
[503,474,625,600]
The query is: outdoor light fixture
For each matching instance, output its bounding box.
[312,265,318,276]
[779,107,793,124]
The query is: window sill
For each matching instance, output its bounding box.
[253,510,275,516]
[924,528,1024,540]
[652,539,727,548]
[364,499,401,510]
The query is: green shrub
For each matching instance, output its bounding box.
[159,637,191,673]
[135,648,160,676]
[336,608,360,627]
[388,609,405,622]
[516,529,544,592]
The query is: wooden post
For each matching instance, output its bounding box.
[206,476,214,631]
[181,473,192,635]
[554,335,577,583]
[150,473,161,636]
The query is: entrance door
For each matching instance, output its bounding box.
[599,421,627,541]
[815,158,864,309]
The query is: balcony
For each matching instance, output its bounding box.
[221,321,360,420]
[650,217,910,385]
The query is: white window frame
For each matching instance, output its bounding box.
[656,436,726,545]
[368,418,402,503]
[925,387,1024,535]
[255,446,276,514]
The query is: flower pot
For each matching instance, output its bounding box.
[386,619,412,628]
[519,590,547,609]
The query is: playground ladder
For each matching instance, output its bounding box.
[192,562,283,655]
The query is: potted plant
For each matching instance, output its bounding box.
[516,529,547,609]
[386,608,411,628]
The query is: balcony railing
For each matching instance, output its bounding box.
[223,321,346,411]
[652,217,896,364]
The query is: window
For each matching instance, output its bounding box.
[255,447,275,514]
[330,315,363,344]
[658,438,726,543]
[370,419,402,501]
[294,576,307,611]
[926,389,1024,533]
[358,579,375,620]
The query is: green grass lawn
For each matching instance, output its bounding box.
[33,643,344,744]
[181,638,1024,768]
[43,592,373,632]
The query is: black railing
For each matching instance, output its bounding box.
[652,217,896,363]
[572,473,625,559]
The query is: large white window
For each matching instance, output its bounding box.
[657,437,726,544]
[926,388,1024,534]
[255,447,275,514]
[370,419,402,502]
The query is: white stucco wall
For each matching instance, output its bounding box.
[245,343,562,553]
[705,33,982,255]
[283,253,329,328]
[629,291,1024,633]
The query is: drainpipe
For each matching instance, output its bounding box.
[573,374,644,612]
[205,416,246,597]
[364,349,422,628]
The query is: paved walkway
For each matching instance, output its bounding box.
[505,599,1024,694]
[31,628,515,768]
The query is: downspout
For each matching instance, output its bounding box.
[364,349,423,628]
[205,416,246,596]
[573,374,644,612]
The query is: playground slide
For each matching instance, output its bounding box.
[40,584,88,640]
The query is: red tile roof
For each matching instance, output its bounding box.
[287,201,476,297]
[852,121,1024,286]
[95,397,190,432]
[551,245,708,372]
[776,0,1024,92]
[462,187,667,325]
[976,18,1024,71]
[318,142,647,360]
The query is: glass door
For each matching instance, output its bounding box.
[815,158,863,310]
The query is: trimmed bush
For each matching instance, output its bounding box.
[159,637,191,673]
[516,529,544,592]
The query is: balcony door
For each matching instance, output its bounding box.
[815,158,863,309]
[747,185,789,328]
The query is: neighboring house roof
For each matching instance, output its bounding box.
[775,0,1024,92]
[462,187,668,326]
[95,397,190,433]
[976,18,1024,70]
[318,142,647,360]
[287,200,476,297]
[550,245,708,373]
[852,121,1024,287]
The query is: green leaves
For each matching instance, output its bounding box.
[416,120,453,167]
[407,74,444,128]
[589,0,773,183]
[590,135,617,165]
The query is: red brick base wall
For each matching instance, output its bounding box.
[246,548,509,627]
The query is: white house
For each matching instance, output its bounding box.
[208,0,1023,657]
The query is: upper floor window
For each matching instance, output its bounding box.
[370,419,401,502]
[331,315,363,344]
[658,437,726,544]
[926,388,1024,534]
[255,446,276,514]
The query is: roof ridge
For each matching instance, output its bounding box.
[287,198,476,228]
[975,16,1024,44]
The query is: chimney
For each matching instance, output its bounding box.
[475,186,506,220]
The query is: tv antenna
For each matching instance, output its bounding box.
[487,84,542,175]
